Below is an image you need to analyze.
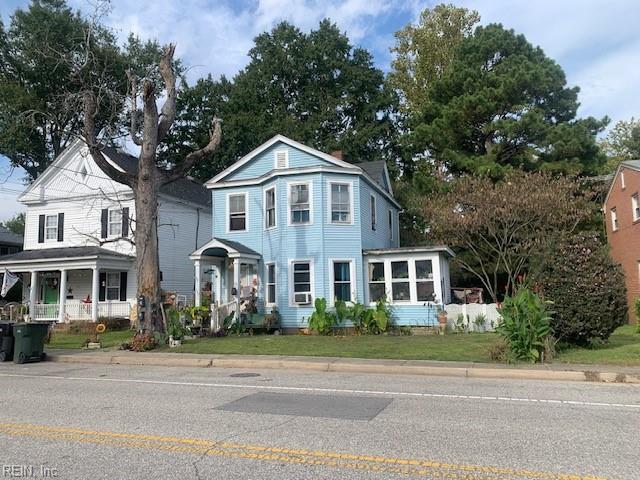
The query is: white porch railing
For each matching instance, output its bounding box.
[211,300,238,332]
[31,301,132,322]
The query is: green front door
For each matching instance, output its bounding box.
[43,280,59,304]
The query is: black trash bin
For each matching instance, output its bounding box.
[13,322,49,364]
[0,322,14,362]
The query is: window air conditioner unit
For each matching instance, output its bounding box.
[294,293,312,305]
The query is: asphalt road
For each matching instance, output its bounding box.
[0,361,638,480]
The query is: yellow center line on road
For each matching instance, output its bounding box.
[0,422,606,480]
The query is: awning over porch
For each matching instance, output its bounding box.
[189,238,260,261]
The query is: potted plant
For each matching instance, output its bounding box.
[167,309,188,347]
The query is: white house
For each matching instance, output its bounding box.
[0,139,211,322]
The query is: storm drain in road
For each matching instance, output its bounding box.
[216,392,392,420]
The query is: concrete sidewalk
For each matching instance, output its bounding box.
[44,349,640,384]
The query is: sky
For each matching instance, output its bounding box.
[1,0,639,221]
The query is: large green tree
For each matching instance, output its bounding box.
[600,117,640,171]
[389,4,480,114]
[163,20,397,180]
[411,24,608,178]
[0,0,177,179]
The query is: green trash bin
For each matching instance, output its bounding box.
[13,322,50,364]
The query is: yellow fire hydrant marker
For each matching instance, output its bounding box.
[0,422,606,480]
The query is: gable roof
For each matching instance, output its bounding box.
[0,226,23,247]
[18,138,210,208]
[604,160,640,206]
[206,134,362,186]
[102,147,211,207]
[358,160,393,195]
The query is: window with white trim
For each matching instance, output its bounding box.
[108,209,122,237]
[633,194,640,222]
[266,263,276,306]
[290,184,310,224]
[265,187,276,229]
[106,272,120,301]
[229,193,247,231]
[330,183,351,223]
[275,150,288,169]
[368,262,386,302]
[291,261,312,303]
[415,260,435,302]
[332,261,352,302]
[370,194,376,230]
[621,171,626,189]
[45,215,58,240]
[391,261,410,301]
[611,208,619,231]
[388,209,393,240]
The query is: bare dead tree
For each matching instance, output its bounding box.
[82,45,222,332]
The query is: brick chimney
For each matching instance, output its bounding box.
[330,150,343,160]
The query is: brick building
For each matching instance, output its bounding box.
[604,160,640,323]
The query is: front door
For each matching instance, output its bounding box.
[42,276,59,304]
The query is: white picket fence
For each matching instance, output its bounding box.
[444,303,501,332]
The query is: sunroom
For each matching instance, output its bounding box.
[363,246,454,327]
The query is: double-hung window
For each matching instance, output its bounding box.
[290,183,310,224]
[415,260,435,301]
[106,272,120,301]
[611,208,619,231]
[368,262,386,302]
[391,261,410,301]
[266,263,276,306]
[291,261,312,304]
[330,183,351,223]
[229,193,247,231]
[388,209,393,240]
[370,194,377,230]
[332,261,352,302]
[45,215,58,240]
[108,209,122,237]
[265,187,276,229]
[633,195,640,222]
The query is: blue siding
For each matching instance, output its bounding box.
[226,142,337,182]
[359,178,400,250]
[390,305,439,327]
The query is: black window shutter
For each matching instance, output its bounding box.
[57,213,64,242]
[119,272,128,301]
[101,209,108,238]
[38,215,45,243]
[99,272,106,301]
[122,207,129,237]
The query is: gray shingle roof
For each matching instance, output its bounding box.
[103,147,211,207]
[359,160,389,191]
[621,159,640,170]
[0,246,133,263]
[214,238,260,256]
[0,226,23,247]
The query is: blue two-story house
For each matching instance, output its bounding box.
[190,135,453,330]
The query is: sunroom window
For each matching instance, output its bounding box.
[415,260,435,301]
[368,262,386,302]
[391,261,410,301]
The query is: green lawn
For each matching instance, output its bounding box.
[554,325,640,366]
[45,325,640,366]
[171,332,500,362]
[47,330,132,349]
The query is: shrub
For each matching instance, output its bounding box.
[166,309,190,340]
[496,287,552,363]
[122,332,158,352]
[533,233,628,346]
[635,299,640,334]
[308,298,337,335]
[97,317,131,331]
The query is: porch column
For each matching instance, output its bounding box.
[91,267,99,322]
[214,262,222,305]
[194,260,202,307]
[233,258,240,302]
[29,271,38,318]
[58,269,67,323]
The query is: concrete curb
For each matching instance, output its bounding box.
[45,352,640,384]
